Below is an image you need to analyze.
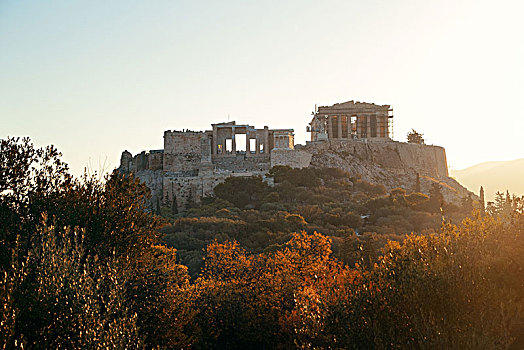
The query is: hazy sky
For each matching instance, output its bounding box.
[1,0,523,177]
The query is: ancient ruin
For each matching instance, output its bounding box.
[119,121,312,211]
[119,100,471,211]
[309,101,393,141]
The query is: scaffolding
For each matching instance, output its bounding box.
[388,108,394,139]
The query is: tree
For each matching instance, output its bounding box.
[461,193,474,215]
[414,172,421,193]
[480,186,485,214]
[214,176,270,209]
[4,219,144,349]
[428,182,444,213]
[292,215,524,349]
[0,137,72,268]
[407,129,425,144]
[0,137,193,348]
[192,232,336,349]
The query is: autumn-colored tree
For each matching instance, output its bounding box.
[191,232,337,349]
[290,215,524,349]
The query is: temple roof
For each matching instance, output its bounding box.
[317,100,390,113]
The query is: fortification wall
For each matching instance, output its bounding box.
[162,173,231,211]
[163,131,211,173]
[301,139,470,202]
[213,154,271,172]
[270,149,312,169]
[119,150,164,173]
[395,143,448,177]
[148,152,163,171]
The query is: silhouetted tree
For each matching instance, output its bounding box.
[407,129,425,144]
[480,186,485,214]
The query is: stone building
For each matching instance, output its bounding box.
[308,101,393,141]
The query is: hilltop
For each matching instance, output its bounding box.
[451,158,524,201]
[118,100,474,212]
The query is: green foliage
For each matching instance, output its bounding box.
[268,165,322,187]
[0,137,162,267]
[214,176,270,209]
[4,219,143,349]
[354,178,386,195]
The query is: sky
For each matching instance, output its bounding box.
[1,0,523,177]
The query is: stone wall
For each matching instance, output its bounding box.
[163,172,231,211]
[148,152,164,171]
[270,149,312,169]
[137,170,164,210]
[119,150,164,173]
[163,131,210,173]
[213,154,271,172]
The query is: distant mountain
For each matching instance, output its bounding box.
[450,159,524,201]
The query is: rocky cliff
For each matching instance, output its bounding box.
[298,140,472,203]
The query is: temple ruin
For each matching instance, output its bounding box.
[309,101,393,141]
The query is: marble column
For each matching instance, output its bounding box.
[212,127,218,155]
[337,115,342,139]
[263,127,269,153]
[327,116,333,139]
[366,114,371,139]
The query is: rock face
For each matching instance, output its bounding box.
[300,140,471,203]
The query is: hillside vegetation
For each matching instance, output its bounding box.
[2,137,524,349]
[162,165,474,276]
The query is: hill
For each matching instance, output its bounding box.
[450,158,524,201]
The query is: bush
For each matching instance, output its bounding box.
[3,219,143,349]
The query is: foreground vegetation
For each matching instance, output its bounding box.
[1,137,523,349]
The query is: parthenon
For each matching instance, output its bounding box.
[309,100,393,141]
